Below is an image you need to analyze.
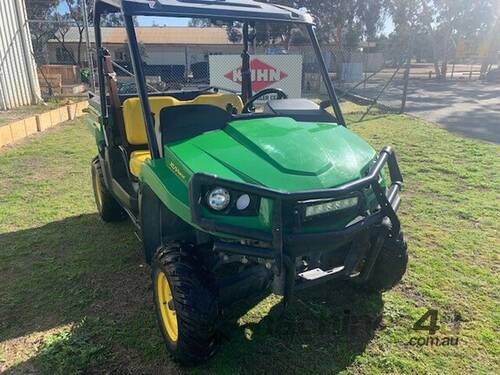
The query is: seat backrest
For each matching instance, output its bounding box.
[160,104,232,144]
[122,93,243,145]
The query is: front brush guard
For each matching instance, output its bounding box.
[189,147,404,299]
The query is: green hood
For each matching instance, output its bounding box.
[169,117,376,192]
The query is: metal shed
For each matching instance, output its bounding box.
[0,0,41,110]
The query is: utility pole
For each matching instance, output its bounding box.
[81,0,95,92]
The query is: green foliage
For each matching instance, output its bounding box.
[25,0,61,65]
[385,0,497,76]
[245,1,386,48]
[262,0,385,44]
[80,67,91,84]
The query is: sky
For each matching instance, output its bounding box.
[57,2,194,26]
[57,2,394,34]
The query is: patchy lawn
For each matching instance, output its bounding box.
[0,109,498,374]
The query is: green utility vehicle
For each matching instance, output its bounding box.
[88,0,408,365]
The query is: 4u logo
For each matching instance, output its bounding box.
[407,309,460,347]
[413,308,440,335]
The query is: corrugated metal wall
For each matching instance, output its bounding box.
[0,0,41,110]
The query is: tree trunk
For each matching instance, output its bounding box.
[334,25,344,82]
[428,29,441,78]
[77,28,84,67]
[421,2,441,79]
[432,46,441,78]
[441,61,448,80]
[440,24,454,80]
[480,18,499,77]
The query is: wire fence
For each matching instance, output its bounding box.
[27,17,499,120]
[333,45,499,118]
[28,19,97,98]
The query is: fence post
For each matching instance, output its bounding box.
[360,65,401,122]
[363,50,367,94]
[184,46,189,81]
[401,64,410,113]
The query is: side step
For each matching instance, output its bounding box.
[298,266,345,281]
[294,265,348,290]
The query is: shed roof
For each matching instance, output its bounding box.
[50,26,235,45]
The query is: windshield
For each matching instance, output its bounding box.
[102,17,333,105]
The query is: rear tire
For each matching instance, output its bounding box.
[91,157,126,222]
[152,242,219,366]
[357,231,408,293]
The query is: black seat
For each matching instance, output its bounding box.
[160,104,232,144]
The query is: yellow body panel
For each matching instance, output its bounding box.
[122,93,243,145]
[129,150,151,177]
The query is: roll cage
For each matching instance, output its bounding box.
[93,0,346,161]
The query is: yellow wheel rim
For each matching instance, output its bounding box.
[156,271,178,342]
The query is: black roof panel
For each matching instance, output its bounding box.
[94,0,313,24]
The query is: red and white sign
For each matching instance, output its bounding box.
[209,55,302,98]
[224,58,289,92]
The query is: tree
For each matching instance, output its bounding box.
[63,0,93,67]
[384,0,422,69]
[188,18,211,27]
[421,0,496,79]
[358,0,385,41]
[25,0,60,65]
[27,0,95,67]
[298,0,385,45]
[51,13,79,65]
[102,13,125,27]
[479,14,499,76]
[228,27,242,43]
[456,0,497,76]
[253,1,385,50]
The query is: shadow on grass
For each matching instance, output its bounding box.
[206,284,384,374]
[1,214,384,374]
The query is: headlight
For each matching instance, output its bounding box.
[305,197,359,218]
[236,194,251,210]
[207,187,230,211]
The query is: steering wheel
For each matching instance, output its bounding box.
[242,88,288,113]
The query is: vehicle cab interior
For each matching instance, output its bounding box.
[90,50,248,215]
[90,2,344,219]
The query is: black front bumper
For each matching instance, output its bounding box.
[189,146,403,289]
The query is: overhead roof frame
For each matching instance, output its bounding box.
[94,0,314,24]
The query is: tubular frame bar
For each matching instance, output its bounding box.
[94,17,107,120]
[189,147,403,261]
[307,25,346,126]
[123,15,161,160]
